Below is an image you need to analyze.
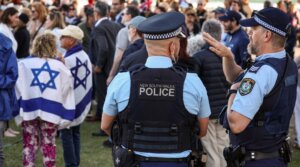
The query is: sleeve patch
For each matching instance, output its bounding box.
[239,78,256,96]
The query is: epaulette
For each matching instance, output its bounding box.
[248,63,264,73]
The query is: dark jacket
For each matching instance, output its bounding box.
[14,26,30,59]
[78,22,92,55]
[193,44,230,119]
[0,33,18,120]
[119,45,148,72]
[122,39,144,61]
[224,27,250,67]
[89,19,121,76]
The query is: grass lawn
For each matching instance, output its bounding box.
[3,121,300,167]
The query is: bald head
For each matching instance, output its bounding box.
[145,37,180,59]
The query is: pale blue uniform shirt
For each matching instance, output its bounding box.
[103,56,211,158]
[231,50,286,119]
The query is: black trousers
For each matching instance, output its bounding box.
[94,72,107,119]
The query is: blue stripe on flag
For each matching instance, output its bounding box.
[21,98,75,120]
[75,88,92,118]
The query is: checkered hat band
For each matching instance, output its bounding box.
[254,15,286,37]
[144,28,181,40]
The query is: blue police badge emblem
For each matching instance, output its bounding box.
[239,78,255,96]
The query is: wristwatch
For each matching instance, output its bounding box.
[226,89,237,99]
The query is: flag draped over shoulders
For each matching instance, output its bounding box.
[64,47,93,127]
[14,57,76,129]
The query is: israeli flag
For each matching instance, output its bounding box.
[64,49,93,127]
[14,57,76,129]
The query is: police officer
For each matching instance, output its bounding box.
[203,7,297,167]
[101,12,211,167]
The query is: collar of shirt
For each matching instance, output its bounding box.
[115,10,123,20]
[64,44,83,58]
[229,26,242,35]
[255,50,286,62]
[95,17,108,27]
[145,56,173,68]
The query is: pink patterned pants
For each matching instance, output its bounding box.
[22,119,58,167]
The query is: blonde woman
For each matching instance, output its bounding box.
[27,2,47,42]
[14,32,75,167]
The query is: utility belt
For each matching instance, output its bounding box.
[111,120,207,167]
[112,145,190,167]
[112,145,208,167]
[135,155,190,163]
[223,140,292,167]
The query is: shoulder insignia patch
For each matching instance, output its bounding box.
[248,65,261,73]
[239,78,255,96]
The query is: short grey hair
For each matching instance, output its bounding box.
[201,19,222,41]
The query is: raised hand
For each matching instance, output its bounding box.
[203,32,234,59]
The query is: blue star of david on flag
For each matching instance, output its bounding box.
[30,62,60,93]
[71,57,91,89]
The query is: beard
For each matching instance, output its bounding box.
[224,23,233,32]
[247,42,258,55]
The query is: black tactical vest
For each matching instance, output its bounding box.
[118,66,197,153]
[230,56,298,152]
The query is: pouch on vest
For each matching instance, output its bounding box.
[111,120,122,145]
[112,145,135,167]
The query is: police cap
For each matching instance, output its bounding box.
[213,7,226,14]
[219,10,241,22]
[137,12,186,40]
[240,7,290,37]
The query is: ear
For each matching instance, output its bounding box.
[169,41,176,55]
[264,30,272,42]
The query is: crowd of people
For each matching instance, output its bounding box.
[0,0,300,167]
